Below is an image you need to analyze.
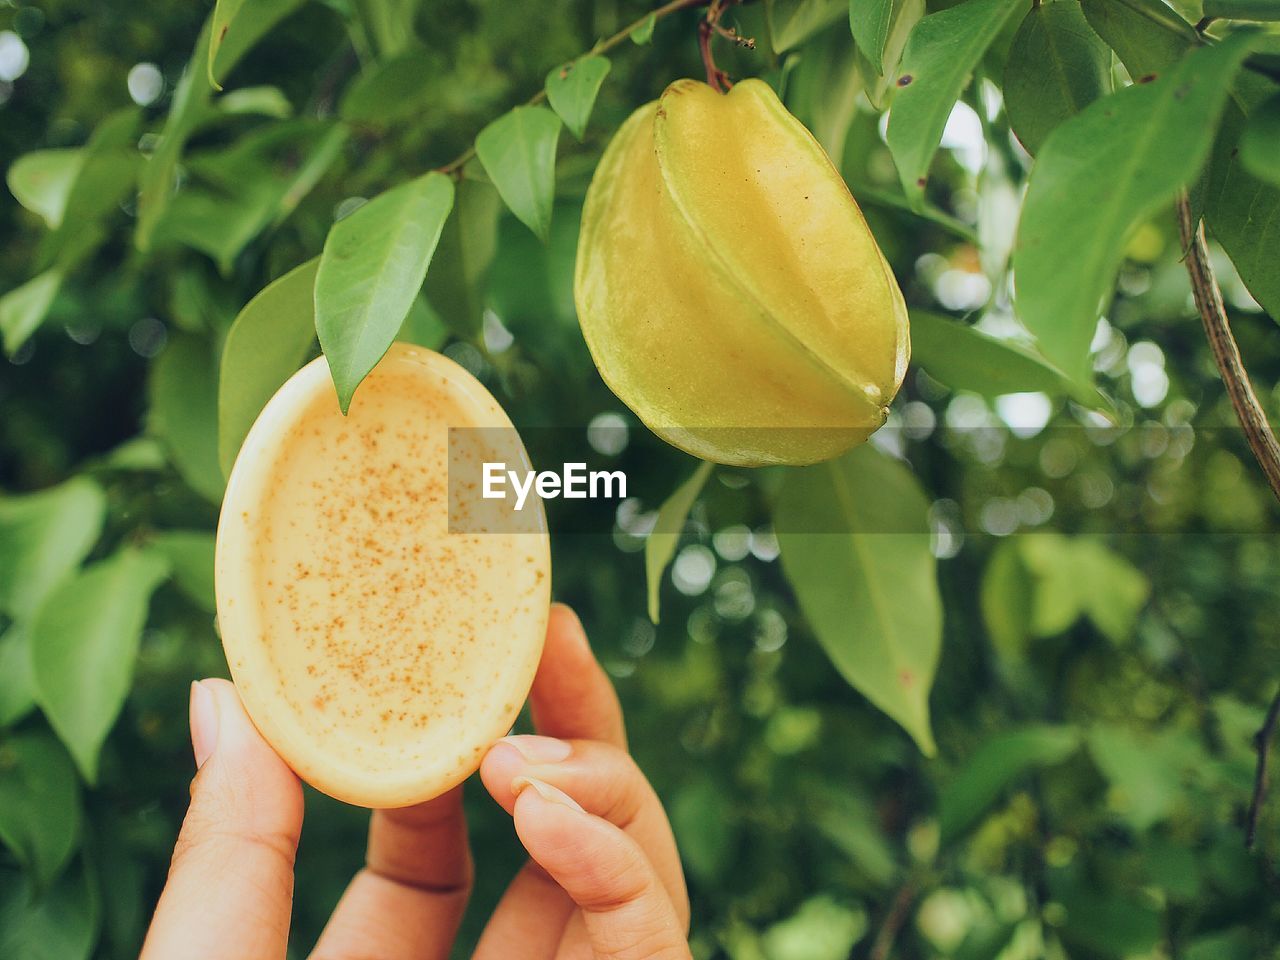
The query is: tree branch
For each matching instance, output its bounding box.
[869,879,917,960]
[1247,687,1280,850]
[1174,192,1280,849]
[1174,191,1280,505]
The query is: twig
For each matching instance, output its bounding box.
[1174,191,1280,505]
[436,0,710,175]
[1247,687,1280,850]
[869,879,917,960]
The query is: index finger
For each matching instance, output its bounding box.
[529,604,626,748]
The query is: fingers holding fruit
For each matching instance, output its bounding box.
[481,736,688,923]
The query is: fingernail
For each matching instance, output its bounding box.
[512,777,584,812]
[189,680,219,769]
[500,735,572,763]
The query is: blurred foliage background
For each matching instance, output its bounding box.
[3,0,1280,958]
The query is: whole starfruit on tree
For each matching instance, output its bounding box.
[575,78,910,467]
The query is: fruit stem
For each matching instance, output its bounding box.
[698,0,738,92]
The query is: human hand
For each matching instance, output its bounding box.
[138,603,690,960]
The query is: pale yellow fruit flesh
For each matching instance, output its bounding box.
[215,343,550,808]
[574,79,910,466]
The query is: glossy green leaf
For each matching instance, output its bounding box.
[771,0,847,52]
[148,531,216,612]
[0,626,36,726]
[424,176,502,339]
[885,0,1023,205]
[645,460,713,624]
[545,55,611,141]
[1080,0,1198,79]
[1207,103,1280,317]
[219,258,319,476]
[7,150,83,229]
[939,726,1081,843]
[215,85,293,118]
[209,0,308,89]
[630,12,656,44]
[1004,1,1112,156]
[1241,93,1280,185]
[1012,34,1254,386]
[0,860,98,960]
[0,730,82,888]
[849,0,916,75]
[910,310,1105,406]
[31,549,170,783]
[149,333,224,503]
[850,0,923,109]
[0,270,62,357]
[396,295,449,349]
[316,172,454,412]
[1203,0,1280,19]
[0,477,106,621]
[475,105,561,242]
[775,446,941,755]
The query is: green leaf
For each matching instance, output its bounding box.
[849,0,915,75]
[545,55,611,141]
[148,531,216,612]
[645,460,714,624]
[771,0,847,52]
[630,12,656,44]
[137,25,213,252]
[339,46,439,127]
[219,258,319,476]
[939,726,1081,844]
[209,0,309,89]
[424,176,502,339]
[787,19,864,160]
[1017,534,1149,643]
[397,295,449,349]
[909,310,1105,406]
[761,896,867,960]
[0,271,62,357]
[1241,93,1280,185]
[0,477,106,621]
[149,333,224,503]
[850,0,923,109]
[1012,33,1255,385]
[0,626,36,726]
[1004,1,1112,156]
[1203,0,1280,19]
[885,0,1023,205]
[670,778,734,883]
[1080,0,1198,79]
[979,540,1035,659]
[351,0,421,56]
[31,549,170,783]
[1207,103,1280,318]
[1087,723,1189,830]
[775,446,941,755]
[316,171,455,412]
[7,150,83,229]
[0,730,82,888]
[154,121,346,274]
[0,860,98,960]
[475,105,562,241]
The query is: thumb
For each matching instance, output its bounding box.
[511,778,690,960]
[140,679,304,960]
